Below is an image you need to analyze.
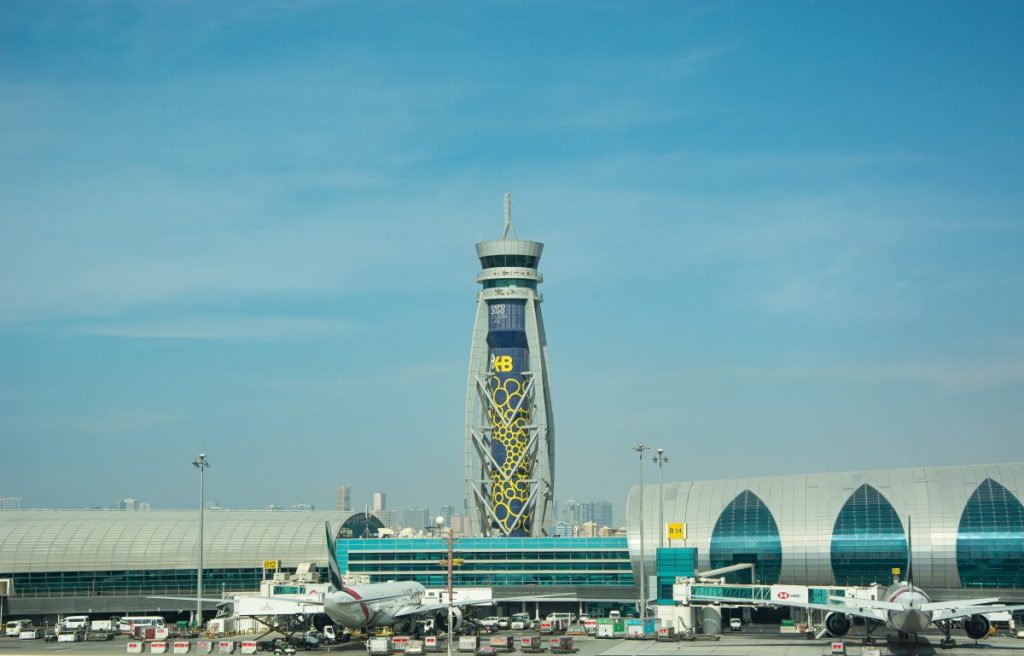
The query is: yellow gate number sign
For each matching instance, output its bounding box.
[667,522,686,541]
[263,560,279,570]
[891,567,901,576]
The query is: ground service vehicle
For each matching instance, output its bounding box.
[546,613,574,624]
[117,616,166,633]
[6,621,34,637]
[510,614,530,630]
[729,618,742,631]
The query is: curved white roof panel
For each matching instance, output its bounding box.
[0,510,354,573]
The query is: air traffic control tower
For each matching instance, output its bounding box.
[465,194,555,537]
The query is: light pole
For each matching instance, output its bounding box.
[652,449,668,550]
[632,443,649,620]
[434,516,453,656]
[192,453,210,631]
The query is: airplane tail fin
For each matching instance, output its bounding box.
[325,521,345,591]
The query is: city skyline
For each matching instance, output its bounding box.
[1,2,1021,514]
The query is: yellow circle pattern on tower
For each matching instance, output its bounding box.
[488,375,532,534]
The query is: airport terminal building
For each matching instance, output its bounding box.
[0,511,635,618]
[627,463,1024,598]
[3,463,1022,620]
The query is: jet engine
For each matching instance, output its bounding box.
[434,608,463,632]
[963,614,990,640]
[825,612,851,637]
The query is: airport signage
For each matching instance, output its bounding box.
[891,567,901,576]
[262,560,278,570]
[770,585,807,602]
[666,522,686,540]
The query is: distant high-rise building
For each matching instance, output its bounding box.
[336,486,352,512]
[120,498,137,511]
[562,500,580,525]
[465,194,555,537]
[439,504,454,526]
[401,508,430,532]
[374,509,398,531]
[552,521,573,537]
[579,501,613,528]
[580,521,598,537]
[138,502,151,511]
[0,496,22,510]
[449,513,471,536]
[372,491,386,512]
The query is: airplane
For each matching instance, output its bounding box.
[157,522,496,638]
[698,519,1024,648]
[316,521,483,634]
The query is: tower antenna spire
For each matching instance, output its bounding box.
[501,192,517,240]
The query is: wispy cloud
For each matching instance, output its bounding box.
[690,357,1024,391]
[68,315,355,341]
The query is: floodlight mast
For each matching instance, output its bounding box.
[435,516,453,656]
[632,443,650,620]
[192,453,210,630]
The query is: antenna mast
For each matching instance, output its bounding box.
[501,192,517,240]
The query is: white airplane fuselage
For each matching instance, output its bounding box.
[883,582,932,634]
[323,581,426,630]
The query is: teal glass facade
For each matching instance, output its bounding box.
[830,484,907,585]
[340,537,634,587]
[3,568,269,596]
[656,548,696,604]
[957,478,1024,588]
[709,491,782,584]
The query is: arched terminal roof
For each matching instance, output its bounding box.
[0,510,355,573]
[626,462,1024,590]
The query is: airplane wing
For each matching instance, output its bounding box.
[149,596,232,605]
[921,598,999,612]
[929,603,1024,623]
[392,599,495,618]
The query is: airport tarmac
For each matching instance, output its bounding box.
[2,632,1024,656]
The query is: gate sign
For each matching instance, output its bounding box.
[262,560,278,570]
[666,522,686,540]
[891,567,901,576]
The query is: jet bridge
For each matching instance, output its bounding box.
[660,579,883,636]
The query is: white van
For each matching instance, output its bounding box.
[6,620,33,637]
[58,616,90,633]
[545,613,574,623]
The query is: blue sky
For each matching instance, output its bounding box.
[1,1,1022,524]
